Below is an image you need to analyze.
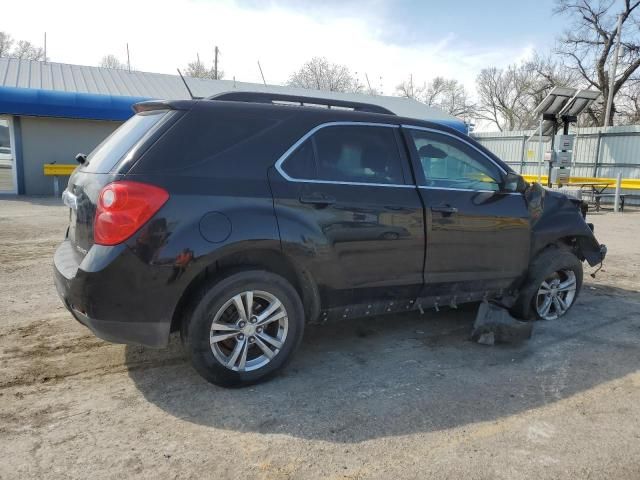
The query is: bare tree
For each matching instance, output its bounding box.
[396,75,474,118]
[475,64,539,131]
[0,33,45,60]
[614,79,640,122]
[12,40,45,60]
[525,53,578,105]
[288,57,363,93]
[184,54,224,80]
[395,75,426,100]
[0,32,13,57]
[424,77,475,117]
[474,56,577,131]
[555,0,640,125]
[100,54,126,69]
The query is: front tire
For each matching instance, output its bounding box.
[511,247,583,321]
[182,270,305,387]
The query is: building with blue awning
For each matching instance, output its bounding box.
[0,58,467,195]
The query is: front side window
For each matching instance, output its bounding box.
[281,125,405,185]
[408,130,501,191]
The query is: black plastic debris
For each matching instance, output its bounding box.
[471,301,533,345]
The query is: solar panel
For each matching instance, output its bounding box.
[528,87,600,140]
[558,89,600,117]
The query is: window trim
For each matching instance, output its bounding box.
[275,121,414,188]
[401,125,523,195]
[401,124,508,177]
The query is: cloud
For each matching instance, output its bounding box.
[3,0,537,96]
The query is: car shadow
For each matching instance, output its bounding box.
[125,284,640,443]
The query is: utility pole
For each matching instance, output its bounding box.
[44,32,47,63]
[365,73,373,94]
[126,43,131,73]
[214,45,219,80]
[604,13,623,127]
[257,61,266,86]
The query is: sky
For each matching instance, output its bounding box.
[3,0,565,95]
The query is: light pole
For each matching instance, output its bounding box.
[604,14,624,127]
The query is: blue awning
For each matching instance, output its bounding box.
[432,119,469,135]
[0,86,150,121]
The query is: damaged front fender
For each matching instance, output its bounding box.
[525,183,606,266]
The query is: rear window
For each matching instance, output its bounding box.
[82,110,169,173]
[132,108,280,173]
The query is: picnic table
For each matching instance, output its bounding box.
[564,181,624,211]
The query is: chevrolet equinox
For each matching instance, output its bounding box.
[54,92,606,387]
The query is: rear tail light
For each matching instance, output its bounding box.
[94,181,169,246]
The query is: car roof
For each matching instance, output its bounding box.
[136,96,459,131]
[134,97,513,174]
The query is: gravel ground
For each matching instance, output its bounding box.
[1,197,639,480]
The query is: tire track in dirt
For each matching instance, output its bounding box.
[1,313,187,390]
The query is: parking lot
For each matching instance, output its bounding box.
[0,197,639,479]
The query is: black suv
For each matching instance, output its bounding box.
[54,92,606,387]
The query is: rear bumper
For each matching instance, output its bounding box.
[53,240,172,348]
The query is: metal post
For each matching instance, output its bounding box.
[53,176,59,197]
[126,43,131,73]
[257,61,266,86]
[214,46,219,80]
[604,14,623,126]
[559,121,570,187]
[520,135,526,174]
[614,172,622,213]
[593,131,602,177]
[538,116,543,183]
[547,123,557,188]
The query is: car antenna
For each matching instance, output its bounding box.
[176,68,201,100]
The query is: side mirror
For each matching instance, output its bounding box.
[75,153,87,165]
[501,172,526,193]
[418,144,447,159]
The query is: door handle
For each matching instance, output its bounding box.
[431,205,458,214]
[299,194,336,207]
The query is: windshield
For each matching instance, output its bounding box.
[82,110,169,173]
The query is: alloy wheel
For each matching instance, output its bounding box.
[535,269,577,320]
[209,290,288,372]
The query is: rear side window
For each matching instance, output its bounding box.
[135,109,280,173]
[83,110,169,173]
[281,125,405,185]
[281,139,315,179]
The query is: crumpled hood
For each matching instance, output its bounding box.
[525,183,605,266]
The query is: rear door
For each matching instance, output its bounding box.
[269,122,425,311]
[402,126,530,295]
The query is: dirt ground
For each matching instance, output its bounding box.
[1,197,639,480]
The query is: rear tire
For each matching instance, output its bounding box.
[182,270,305,387]
[511,247,583,321]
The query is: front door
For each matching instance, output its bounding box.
[0,116,17,194]
[402,127,530,297]
[269,122,425,310]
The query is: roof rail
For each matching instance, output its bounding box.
[208,91,395,115]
